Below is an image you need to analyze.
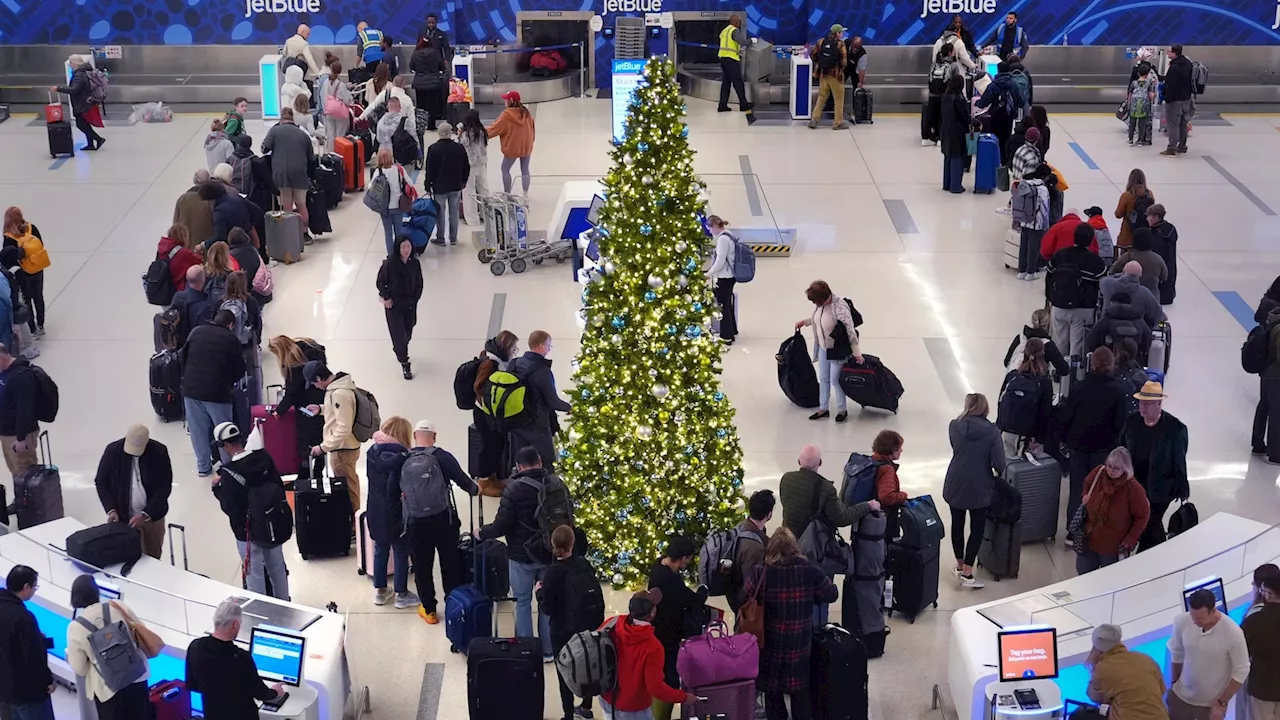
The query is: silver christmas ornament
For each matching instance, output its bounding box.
[604,261,616,275]
[675,241,688,253]
[635,425,653,440]
[647,275,664,289]
[651,383,669,399]
[611,334,623,345]
[677,275,688,288]
[641,175,653,185]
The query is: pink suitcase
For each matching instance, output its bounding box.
[681,679,756,720]
[251,384,299,475]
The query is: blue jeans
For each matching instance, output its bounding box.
[600,699,653,720]
[373,539,410,594]
[380,211,404,255]
[510,559,551,656]
[1075,549,1119,575]
[184,398,234,474]
[10,698,55,720]
[236,540,290,600]
[816,345,847,413]
[433,191,461,244]
[943,156,965,193]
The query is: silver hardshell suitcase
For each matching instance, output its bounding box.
[265,211,304,264]
[1003,453,1060,544]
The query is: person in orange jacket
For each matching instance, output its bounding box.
[600,590,697,719]
[872,430,908,540]
[487,90,536,195]
[1039,209,1097,260]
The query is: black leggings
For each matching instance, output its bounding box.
[17,271,44,331]
[950,506,988,568]
[74,115,103,147]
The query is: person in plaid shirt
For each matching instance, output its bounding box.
[1010,126,1043,184]
[743,528,839,720]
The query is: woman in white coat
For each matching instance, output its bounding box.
[458,109,489,224]
[794,279,862,422]
[280,64,311,116]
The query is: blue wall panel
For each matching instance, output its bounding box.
[1,0,1277,46]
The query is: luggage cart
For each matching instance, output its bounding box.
[475,192,572,276]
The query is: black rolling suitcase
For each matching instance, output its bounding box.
[307,187,332,235]
[293,473,352,560]
[810,624,869,720]
[149,350,183,423]
[852,88,874,124]
[317,154,344,209]
[885,541,940,623]
[467,423,483,478]
[977,518,1022,580]
[48,121,74,157]
[467,637,544,720]
[12,432,64,530]
[457,497,510,599]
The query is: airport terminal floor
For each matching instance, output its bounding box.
[4,95,1280,719]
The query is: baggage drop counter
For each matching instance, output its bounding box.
[0,518,351,720]
[672,11,790,106]
[949,513,1280,720]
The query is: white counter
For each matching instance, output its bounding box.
[0,518,348,720]
[949,513,1280,720]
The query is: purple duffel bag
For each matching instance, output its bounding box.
[676,621,760,689]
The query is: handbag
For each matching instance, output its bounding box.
[676,620,759,689]
[116,602,164,658]
[397,168,415,213]
[798,484,855,576]
[828,322,853,362]
[965,132,978,156]
[735,568,765,649]
[1068,474,1099,556]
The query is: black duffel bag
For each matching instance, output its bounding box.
[67,523,142,572]
[777,330,820,408]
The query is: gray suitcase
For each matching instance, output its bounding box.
[978,518,1021,580]
[265,211,304,264]
[1004,454,1060,544]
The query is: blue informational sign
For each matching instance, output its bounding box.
[611,59,647,144]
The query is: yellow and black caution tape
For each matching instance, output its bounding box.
[748,243,791,257]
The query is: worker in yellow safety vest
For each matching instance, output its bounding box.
[356,22,386,69]
[717,15,751,114]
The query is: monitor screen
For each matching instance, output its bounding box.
[249,628,305,687]
[586,195,605,227]
[997,626,1059,681]
[96,580,121,601]
[1183,577,1228,614]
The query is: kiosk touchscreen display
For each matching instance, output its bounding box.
[1183,577,1228,614]
[997,626,1059,681]
[250,628,306,687]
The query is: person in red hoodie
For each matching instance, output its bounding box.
[1039,208,1097,261]
[601,589,696,720]
[156,223,203,293]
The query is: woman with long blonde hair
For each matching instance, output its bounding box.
[943,393,1005,588]
[203,241,236,301]
[267,335,328,479]
[365,416,420,609]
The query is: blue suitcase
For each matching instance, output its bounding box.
[974,132,1000,194]
[446,585,493,653]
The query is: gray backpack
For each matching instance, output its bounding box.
[401,448,451,520]
[555,616,619,698]
[75,603,147,693]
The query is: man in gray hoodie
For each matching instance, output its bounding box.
[261,108,315,238]
[1101,261,1163,328]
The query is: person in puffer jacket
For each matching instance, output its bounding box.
[279,65,311,117]
[1039,209,1096,260]
[1003,308,1070,377]
[204,119,235,171]
[1085,291,1152,358]
[376,236,423,379]
[364,417,420,610]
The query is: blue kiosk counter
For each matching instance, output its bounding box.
[0,518,350,720]
[950,513,1280,720]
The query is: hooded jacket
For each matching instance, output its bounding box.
[932,30,976,75]
[1040,214,1094,258]
[1256,279,1280,325]
[601,616,686,711]
[1004,325,1070,377]
[156,235,201,292]
[1086,300,1152,356]
[1261,308,1280,382]
[232,136,278,209]
[279,65,311,114]
[376,252,423,306]
[376,111,406,152]
[359,86,417,130]
[943,415,1006,510]
[1101,273,1163,327]
[473,337,513,404]
[425,137,470,194]
[1164,54,1194,103]
[478,467,551,564]
[275,340,327,417]
[507,351,571,432]
[320,373,361,452]
[487,107,536,159]
[1057,373,1130,453]
[206,192,264,250]
[213,448,286,542]
[0,588,53,704]
[205,130,235,171]
[1148,220,1179,304]
[410,48,447,91]
[365,437,408,544]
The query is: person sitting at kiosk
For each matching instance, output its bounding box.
[1086,623,1169,720]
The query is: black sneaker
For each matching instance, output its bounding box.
[574,708,593,719]
[1253,447,1268,456]
[717,106,732,112]
[401,362,413,380]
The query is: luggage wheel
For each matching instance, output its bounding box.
[555,251,568,263]
[932,601,938,608]
[490,261,506,276]
[511,258,527,274]
[357,568,366,576]
[532,257,543,265]
[477,249,493,264]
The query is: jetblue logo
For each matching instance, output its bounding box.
[245,0,320,18]
[602,0,661,15]
[920,0,996,18]
[1274,0,1280,29]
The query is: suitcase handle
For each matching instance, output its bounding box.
[168,523,189,571]
[47,90,60,105]
[37,431,51,466]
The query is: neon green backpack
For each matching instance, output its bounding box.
[481,369,535,431]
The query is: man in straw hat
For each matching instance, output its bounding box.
[1119,381,1188,552]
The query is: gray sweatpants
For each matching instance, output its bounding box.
[1165,99,1192,152]
[323,114,350,153]
[1051,306,1094,361]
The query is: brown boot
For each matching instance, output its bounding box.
[477,476,507,498]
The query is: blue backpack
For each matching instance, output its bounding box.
[840,452,889,505]
[727,231,755,283]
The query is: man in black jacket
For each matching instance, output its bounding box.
[1120,382,1189,551]
[199,182,263,251]
[171,266,215,347]
[479,446,556,660]
[425,123,470,247]
[647,535,710,717]
[186,598,285,720]
[0,566,54,720]
[93,425,173,559]
[1160,44,1195,157]
[180,309,247,477]
[211,422,292,600]
[0,344,40,486]
[1056,347,1130,546]
[1048,223,1107,361]
[507,330,572,471]
[418,13,453,63]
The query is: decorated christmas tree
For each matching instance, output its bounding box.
[561,58,746,588]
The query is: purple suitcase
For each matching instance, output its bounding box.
[681,679,756,720]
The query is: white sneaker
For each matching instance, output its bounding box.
[1016,273,1027,280]
[394,591,421,609]
[373,588,394,606]
[921,139,933,147]
[960,575,986,589]
[995,206,1012,216]
[952,566,964,579]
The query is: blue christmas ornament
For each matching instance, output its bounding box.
[658,347,669,356]
[685,258,698,272]
[640,224,652,235]
[675,510,687,521]
[686,325,703,338]
[717,428,728,438]
[681,125,690,138]
[611,316,626,329]
[666,325,679,336]
[731,477,743,489]
[684,445,695,455]
[638,142,650,153]
[657,196,667,207]
[559,448,570,458]
[713,391,724,401]
[581,389,592,399]
[692,302,703,312]
[615,510,629,521]
[641,497,652,507]
[618,552,631,565]
[644,291,657,302]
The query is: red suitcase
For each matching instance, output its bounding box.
[148,680,191,720]
[681,678,756,720]
[251,384,299,475]
[334,135,365,192]
[45,92,64,124]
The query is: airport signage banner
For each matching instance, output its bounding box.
[1,0,1276,46]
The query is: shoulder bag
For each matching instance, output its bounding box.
[734,567,765,649]
[115,601,164,658]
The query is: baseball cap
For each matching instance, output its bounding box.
[123,424,150,457]
[501,90,521,103]
[629,588,663,618]
[414,420,436,434]
[1092,623,1122,653]
[1083,206,1104,218]
[213,422,241,444]
[830,24,846,34]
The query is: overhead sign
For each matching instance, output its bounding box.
[611,59,646,143]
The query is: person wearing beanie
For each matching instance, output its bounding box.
[66,574,152,719]
[646,536,710,720]
[92,425,173,559]
[424,122,470,246]
[1009,126,1043,185]
[600,589,697,719]
[1085,623,1168,720]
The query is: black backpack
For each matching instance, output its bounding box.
[24,363,59,423]
[1049,263,1084,309]
[1107,318,1143,348]
[561,560,606,633]
[454,357,484,410]
[1243,324,1271,374]
[1167,501,1198,538]
[815,37,841,71]
[392,117,418,166]
[144,247,180,306]
[996,372,1040,437]
[1130,193,1154,229]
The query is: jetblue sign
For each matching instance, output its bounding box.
[245,0,320,18]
